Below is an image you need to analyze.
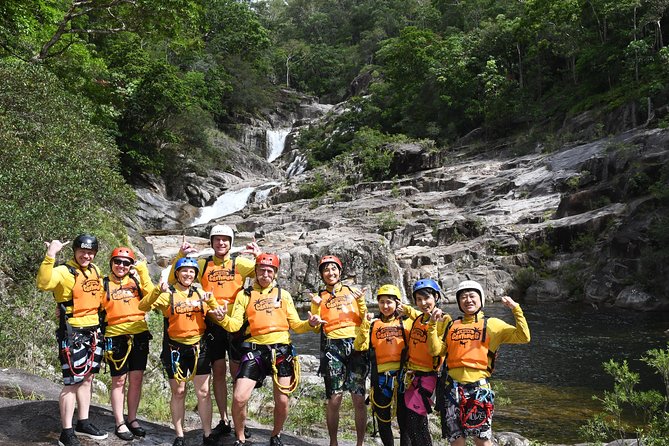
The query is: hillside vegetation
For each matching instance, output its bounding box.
[1,0,669,368]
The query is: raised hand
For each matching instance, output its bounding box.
[310,292,322,306]
[430,307,446,322]
[308,311,327,327]
[211,302,228,320]
[500,295,518,309]
[44,239,70,258]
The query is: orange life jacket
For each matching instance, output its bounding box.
[319,285,362,334]
[102,276,145,326]
[445,318,494,372]
[64,264,102,319]
[370,318,407,366]
[200,255,243,305]
[246,286,289,336]
[165,286,206,339]
[407,316,441,371]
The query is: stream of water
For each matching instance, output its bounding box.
[292,302,669,444]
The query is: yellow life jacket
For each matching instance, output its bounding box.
[319,285,362,334]
[246,286,290,336]
[200,255,244,305]
[446,318,494,372]
[102,276,145,326]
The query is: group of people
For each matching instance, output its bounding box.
[36,226,530,446]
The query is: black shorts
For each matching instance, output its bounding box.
[237,343,295,386]
[206,321,230,362]
[161,338,211,380]
[105,331,152,376]
[227,330,245,362]
[56,325,103,385]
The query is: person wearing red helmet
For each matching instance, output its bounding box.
[172,225,261,439]
[310,254,368,446]
[36,234,108,446]
[428,280,530,446]
[101,246,155,441]
[139,257,224,446]
[215,253,325,446]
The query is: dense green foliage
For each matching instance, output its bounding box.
[0,59,134,368]
[580,344,669,445]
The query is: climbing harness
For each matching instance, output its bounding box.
[104,335,133,371]
[169,342,201,383]
[60,325,99,378]
[271,345,300,395]
[449,379,494,429]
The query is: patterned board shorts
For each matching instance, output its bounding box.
[321,338,369,397]
[57,326,103,385]
[441,381,495,442]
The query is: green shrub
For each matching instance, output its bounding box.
[378,212,401,232]
[579,344,669,445]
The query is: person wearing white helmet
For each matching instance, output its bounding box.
[172,225,261,439]
[428,280,531,446]
[139,257,225,446]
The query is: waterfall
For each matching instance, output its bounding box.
[266,128,291,162]
[192,187,255,225]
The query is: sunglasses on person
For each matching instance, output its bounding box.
[112,258,133,267]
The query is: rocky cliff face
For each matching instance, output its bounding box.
[135,98,669,310]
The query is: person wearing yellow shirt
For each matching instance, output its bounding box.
[397,278,451,446]
[310,255,368,446]
[36,234,108,446]
[100,246,155,441]
[354,284,418,446]
[216,253,324,446]
[138,257,223,446]
[174,224,261,438]
[428,280,530,446]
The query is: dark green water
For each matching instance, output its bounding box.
[294,302,669,444]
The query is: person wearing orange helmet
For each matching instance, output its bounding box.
[310,254,368,446]
[139,257,224,446]
[36,234,108,446]
[101,246,155,441]
[428,280,530,446]
[215,253,325,446]
[173,225,261,439]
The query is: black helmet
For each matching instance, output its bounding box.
[73,234,99,252]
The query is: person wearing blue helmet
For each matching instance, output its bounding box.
[139,256,224,446]
[396,278,452,446]
[428,280,530,446]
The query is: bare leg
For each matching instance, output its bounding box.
[351,393,367,446]
[326,393,343,446]
[271,376,291,436]
[168,379,187,438]
[211,358,229,423]
[232,377,255,442]
[194,374,213,437]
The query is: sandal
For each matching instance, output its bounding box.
[126,419,146,438]
[115,423,134,441]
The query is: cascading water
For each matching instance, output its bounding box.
[192,187,255,225]
[266,128,291,162]
[191,126,294,226]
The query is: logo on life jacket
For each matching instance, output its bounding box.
[110,287,136,304]
[410,326,428,345]
[376,325,404,343]
[254,296,280,313]
[82,278,101,294]
[324,293,353,310]
[173,300,204,316]
[451,327,483,346]
[207,269,234,283]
